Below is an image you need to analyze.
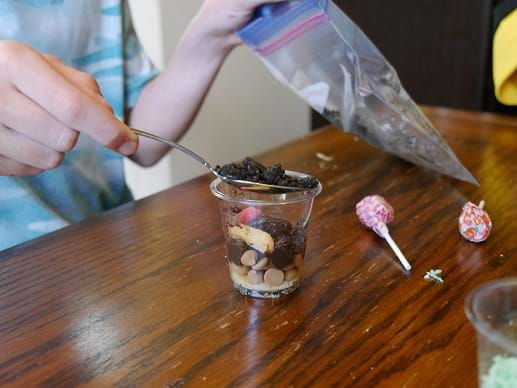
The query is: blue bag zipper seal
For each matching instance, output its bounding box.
[237,0,329,48]
[256,3,276,17]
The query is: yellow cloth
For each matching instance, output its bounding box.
[494,9,517,105]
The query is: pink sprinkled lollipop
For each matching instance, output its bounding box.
[459,200,492,243]
[356,195,412,271]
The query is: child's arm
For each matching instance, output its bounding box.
[129,0,284,167]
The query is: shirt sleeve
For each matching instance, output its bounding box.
[122,1,159,110]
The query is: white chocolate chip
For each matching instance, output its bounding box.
[252,257,269,270]
[241,250,258,266]
[264,268,285,286]
[229,225,274,254]
[247,270,264,285]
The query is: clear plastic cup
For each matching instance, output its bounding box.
[210,173,322,298]
[465,279,517,388]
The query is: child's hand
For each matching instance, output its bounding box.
[193,0,285,50]
[0,41,138,176]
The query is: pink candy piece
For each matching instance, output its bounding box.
[239,207,262,225]
[459,201,492,243]
[356,195,395,230]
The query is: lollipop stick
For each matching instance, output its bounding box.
[382,231,412,271]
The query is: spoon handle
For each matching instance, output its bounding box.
[131,128,213,171]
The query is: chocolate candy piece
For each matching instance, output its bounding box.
[264,268,285,286]
[270,234,295,269]
[227,239,249,265]
[270,247,294,269]
[247,270,264,285]
[230,262,249,276]
[284,268,298,282]
[241,250,258,266]
[252,256,269,270]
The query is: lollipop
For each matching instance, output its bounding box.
[356,195,412,271]
[459,200,492,243]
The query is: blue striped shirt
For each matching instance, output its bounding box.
[0,0,158,251]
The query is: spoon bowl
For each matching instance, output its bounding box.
[131,128,317,193]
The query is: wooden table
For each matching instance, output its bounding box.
[1,107,516,387]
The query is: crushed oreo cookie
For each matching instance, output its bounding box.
[215,157,318,189]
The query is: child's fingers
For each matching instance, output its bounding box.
[1,42,136,154]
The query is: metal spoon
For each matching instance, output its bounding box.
[131,128,312,193]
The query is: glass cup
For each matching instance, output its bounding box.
[210,173,322,298]
[465,278,517,388]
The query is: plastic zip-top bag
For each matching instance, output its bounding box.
[237,1,477,184]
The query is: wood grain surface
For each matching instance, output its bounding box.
[0,106,516,387]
